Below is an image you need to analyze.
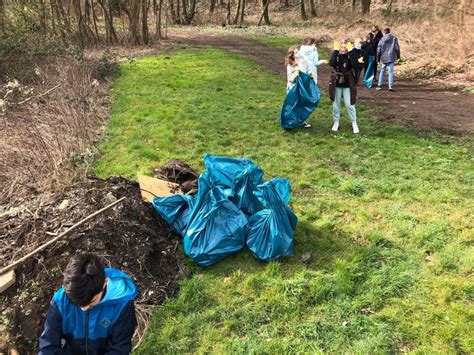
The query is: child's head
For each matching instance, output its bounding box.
[304,37,317,46]
[63,253,107,310]
[372,25,380,32]
[383,27,391,34]
[354,38,362,49]
[366,32,374,42]
[285,47,298,65]
[339,41,348,54]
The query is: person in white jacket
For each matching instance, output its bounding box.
[299,38,328,84]
[285,47,311,128]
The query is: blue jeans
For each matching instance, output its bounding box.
[378,62,394,88]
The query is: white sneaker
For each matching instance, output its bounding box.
[332,122,339,131]
[376,86,382,91]
[352,122,359,134]
[303,121,312,128]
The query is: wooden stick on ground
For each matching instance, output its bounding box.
[0,196,126,275]
[17,84,61,105]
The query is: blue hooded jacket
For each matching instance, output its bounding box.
[39,268,137,355]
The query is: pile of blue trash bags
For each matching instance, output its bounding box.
[152,155,298,267]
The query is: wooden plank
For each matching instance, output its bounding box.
[137,175,180,202]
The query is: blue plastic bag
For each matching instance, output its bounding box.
[204,155,264,216]
[363,55,376,88]
[246,178,298,261]
[184,173,248,267]
[152,194,195,236]
[280,71,321,129]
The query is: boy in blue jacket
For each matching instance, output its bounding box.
[39,253,137,354]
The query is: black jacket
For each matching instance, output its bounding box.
[328,50,357,104]
[362,40,376,59]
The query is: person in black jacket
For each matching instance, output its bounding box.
[350,38,364,84]
[328,42,359,133]
[39,254,137,354]
[370,26,383,80]
[362,33,376,80]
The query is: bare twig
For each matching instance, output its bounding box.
[17,84,61,105]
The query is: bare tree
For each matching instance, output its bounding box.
[141,0,150,44]
[258,0,271,25]
[210,0,216,13]
[128,0,141,44]
[226,0,232,24]
[309,0,316,16]
[361,0,371,14]
[300,0,307,20]
[239,0,246,24]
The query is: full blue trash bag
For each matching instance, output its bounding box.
[152,194,195,236]
[280,71,321,129]
[184,173,248,267]
[363,55,376,88]
[204,154,264,216]
[246,178,298,261]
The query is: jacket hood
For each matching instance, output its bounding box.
[97,268,137,307]
[299,45,316,55]
[384,33,395,41]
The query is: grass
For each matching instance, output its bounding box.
[96,45,473,353]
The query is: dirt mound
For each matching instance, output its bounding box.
[154,159,198,193]
[0,177,185,353]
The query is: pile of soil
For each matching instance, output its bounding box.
[154,159,198,194]
[0,176,187,353]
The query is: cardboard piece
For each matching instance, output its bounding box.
[0,270,16,293]
[137,175,180,202]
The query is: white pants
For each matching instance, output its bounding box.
[332,87,357,123]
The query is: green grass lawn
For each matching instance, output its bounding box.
[96,47,473,353]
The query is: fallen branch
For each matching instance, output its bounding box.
[17,84,61,105]
[0,196,126,275]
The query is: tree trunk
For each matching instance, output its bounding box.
[39,0,48,32]
[169,0,178,23]
[176,0,181,24]
[0,0,4,33]
[156,0,163,39]
[97,0,118,43]
[210,0,216,13]
[141,0,149,44]
[385,0,393,14]
[226,0,232,24]
[300,0,307,20]
[128,0,141,44]
[239,0,245,24]
[258,0,271,25]
[309,0,316,16]
[361,0,371,14]
[234,0,241,24]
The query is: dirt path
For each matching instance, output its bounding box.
[172,32,474,135]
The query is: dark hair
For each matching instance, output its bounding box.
[384,27,390,34]
[285,48,297,66]
[304,37,316,45]
[63,254,105,307]
[366,32,374,42]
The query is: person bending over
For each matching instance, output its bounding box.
[39,253,137,354]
